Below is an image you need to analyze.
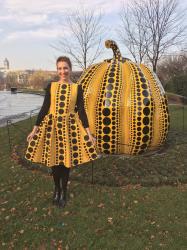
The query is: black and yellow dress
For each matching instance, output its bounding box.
[25,82,98,168]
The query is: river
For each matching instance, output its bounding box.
[0,91,43,127]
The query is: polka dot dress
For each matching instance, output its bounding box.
[25,82,98,168]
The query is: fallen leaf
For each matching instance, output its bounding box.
[10,207,16,212]
[70,193,74,198]
[107,217,113,224]
[97,203,105,208]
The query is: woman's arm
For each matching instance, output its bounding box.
[76,85,96,145]
[27,83,51,142]
[35,82,51,126]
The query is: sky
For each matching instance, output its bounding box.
[0,0,186,71]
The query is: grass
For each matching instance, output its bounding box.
[0,105,187,249]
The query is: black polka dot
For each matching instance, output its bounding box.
[141,84,147,89]
[73,159,78,165]
[143,117,149,125]
[57,123,62,128]
[143,107,150,116]
[28,147,33,153]
[141,144,147,149]
[59,102,65,107]
[62,84,67,89]
[47,127,52,132]
[33,135,38,140]
[106,92,112,98]
[109,73,115,77]
[72,138,77,144]
[142,90,149,97]
[140,78,146,83]
[143,126,149,134]
[91,154,97,159]
[103,135,110,142]
[73,152,78,158]
[26,153,31,159]
[59,155,64,160]
[84,135,89,141]
[60,149,64,154]
[30,141,35,147]
[59,109,64,114]
[72,132,77,137]
[73,146,78,151]
[143,98,150,106]
[103,117,111,125]
[86,141,92,147]
[103,143,110,149]
[102,108,110,116]
[60,95,65,101]
[89,148,94,154]
[106,84,113,90]
[103,127,111,134]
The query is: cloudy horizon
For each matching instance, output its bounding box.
[0,0,186,71]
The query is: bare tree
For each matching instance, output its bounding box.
[52,7,106,70]
[118,0,187,72]
[157,52,187,85]
[118,3,149,63]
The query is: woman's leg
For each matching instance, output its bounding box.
[58,164,70,207]
[51,165,61,204]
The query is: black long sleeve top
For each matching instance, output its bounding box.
[35,83,89,128]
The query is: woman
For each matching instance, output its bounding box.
[25,56,98,208]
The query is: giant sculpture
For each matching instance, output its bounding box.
[78,40,170,155]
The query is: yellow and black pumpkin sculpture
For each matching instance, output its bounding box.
[78,40,170,155]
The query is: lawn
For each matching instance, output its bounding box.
[0,105,186,249]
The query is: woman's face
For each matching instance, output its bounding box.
[57,61,71,82]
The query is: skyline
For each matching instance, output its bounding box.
[0,0,186,71]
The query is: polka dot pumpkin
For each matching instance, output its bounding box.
[77,40,170,155]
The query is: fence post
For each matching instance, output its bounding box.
[6,120,12,153]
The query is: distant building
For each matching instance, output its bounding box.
[0,58,83,90]
[0,58,10,76]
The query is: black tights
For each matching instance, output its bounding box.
[52,165,70,192]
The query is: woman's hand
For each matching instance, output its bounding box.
[85,127,96,146]
[88,133,96,146]
[27,126,39,142]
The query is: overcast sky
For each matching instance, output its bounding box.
[0,0,186,71]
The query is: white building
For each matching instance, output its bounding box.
[0,58,10,76]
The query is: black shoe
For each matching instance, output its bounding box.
[52,186,60,205]
[58,189,67,208]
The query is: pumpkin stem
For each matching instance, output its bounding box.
[105,40,122,60]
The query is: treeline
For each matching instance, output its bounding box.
[157,53,187,97]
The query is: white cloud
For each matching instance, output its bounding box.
[0,12,48,27]
[2,25,71,43]
[4,29,60,42]
[5,0,123,15]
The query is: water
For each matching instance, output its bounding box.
[0,91,44,127]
